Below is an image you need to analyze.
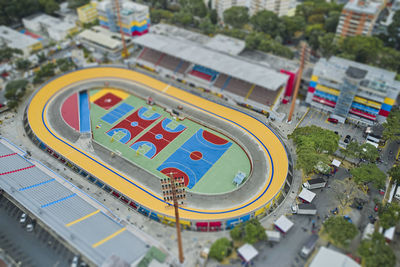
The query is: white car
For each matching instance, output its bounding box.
[19,213,27,224]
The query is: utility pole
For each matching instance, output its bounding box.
[287,42,307,123]
[160,172,186,264]
[113,0,128,58]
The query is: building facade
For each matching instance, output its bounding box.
[97,0,150,36]
[23,14,79,42]
[336,0,384,37]
[0,26,42,57]
[77,26,134,61]
[306,57,400,125]
[77,2,98,25]
[212,0,292,18]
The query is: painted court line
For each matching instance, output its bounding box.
[66,209,100,227]
[92,227,126,248]
[0,152,17,158]
[0,165,35,176]
[162,85,170,93]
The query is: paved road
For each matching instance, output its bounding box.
[0,195,74,267]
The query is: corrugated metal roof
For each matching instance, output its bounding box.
[133,34,289,91]
[0,140,148,265]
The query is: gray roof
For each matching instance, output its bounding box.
[344,0,382,15]
[313,56,399,93]
[133,33,289,91]
[204,34,246,56]
[0,140,148,265]
[0,25,40,50]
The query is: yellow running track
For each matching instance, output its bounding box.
[27,67,288,221]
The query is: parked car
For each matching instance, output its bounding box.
[71,255,80,267]
[343,215,352,223]
[26,219,36,232]
[328,117,338,124]
[19,213,27,224]
[374,204,379,212]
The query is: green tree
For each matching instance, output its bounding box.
[67,0,89,9]
[223,6,249,29]
[323,216,358,247]
[4,79,29,108]
[209,238,232,262]
[179,0,207,18]
[350,163,386,189]
[305,24,325,50]
[388,165,400,184]
[56,58,76,72]
[378,203,400,229]
[199,18,216,35]
[172,11,193,26]
[358,232,396,267]
[318,33,337,58]
[230,223,243,241]
[339,36,383,64]
[382,108,400,141]
[37,52,47,64]
[210,9,218,24]
[39,0,59,14]
[243,219,267,244]
[308,14,324,24]
[0,47,23,62]
[281,15,306,42]
[387,10,400,49]
[340,141,360,160]
[359,143,379,163]
[15,59,31,71]
[250,10,280,37]
[324,11,340,32]
[150,9,174,24]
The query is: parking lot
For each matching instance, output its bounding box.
[299,108,366,144]
[0,194,77,267]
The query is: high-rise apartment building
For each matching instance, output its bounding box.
[212,0,292,19]
[336,0,384,37]
[97,0,150,36]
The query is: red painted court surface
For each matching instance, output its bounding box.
[61,93,79,131]
[94,92,122,110]
[202,130,229,145]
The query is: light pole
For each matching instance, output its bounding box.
[160,172,186,264]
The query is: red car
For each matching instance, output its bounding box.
[374,204,379,212]
[328,117,338,124]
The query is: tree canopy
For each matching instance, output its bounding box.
[388,165,400,184]
[323,216,358,247]
[358,232,396,267]
[209,238,232,262]
[223,6,249,29]
[359,143,379,163]
[0,47,23,62]
[229,219,267,244]
[382,108,400,141]
[289,126,339,174]
[350,163,386,189]
[378,203,400,229]
[4,79,29,109]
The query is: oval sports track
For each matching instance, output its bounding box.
[26,67,289,223]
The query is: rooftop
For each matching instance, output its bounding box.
[0,139,148,265]
[274,215,294,233]
[78,26,131,50]
[24,13,76,32]
[133,33,289,90]
[313,56,399,93]
[344,0,383,15]
[0,25,40,50]
[310,247,360,267]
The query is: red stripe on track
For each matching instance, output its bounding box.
[0,165,35,176]
[0,153,17,158]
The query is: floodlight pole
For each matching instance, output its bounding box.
[161,172,185,264]
[169,172,184,264]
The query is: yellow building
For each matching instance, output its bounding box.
[77,2,98,24]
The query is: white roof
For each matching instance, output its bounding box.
[0,25,39,50]
[344,0,382,15]
[331,159,341,167]
[298,188,316,203]
[362,223,375,240]
[274,215,294,233]
[265,230,281,240]
[24,14,75,32]
[310,247,360,267]
[204,34,245,55]
[365,140,379,148]
[384,226,395,241]
[78,26,131,50]
[133,33,289,91]
[237,243,258,262]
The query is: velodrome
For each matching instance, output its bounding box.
[25,67,290,229]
